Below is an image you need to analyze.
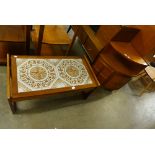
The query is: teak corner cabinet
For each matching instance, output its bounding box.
[71,25,155,90]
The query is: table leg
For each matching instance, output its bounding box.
[8,101,17,114]
[67,25,72,33]
[66,27,79,56]
[82,88,96,99]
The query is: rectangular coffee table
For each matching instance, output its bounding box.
[7,55,100,113]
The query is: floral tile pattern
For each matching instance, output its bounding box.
[16,58,92,93]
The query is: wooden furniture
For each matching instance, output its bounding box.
[69,25,149,90]
[31,25,71,56]
[92,42,147,90]
[129,66,155,96]
[70,25,142,63]
[0,26,31,65]
[7,54,100,113]
[94,25,155,64]
[71,25,104,62]
[129,26,155,63]
[95,26,155,90]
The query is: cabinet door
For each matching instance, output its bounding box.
[93,57,114,84]
[97,71,114,85]
[104,73,130,90]
[84,37,100,61]
[92,56,104,74]
[78,27,88,44]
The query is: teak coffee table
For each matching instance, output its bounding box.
[7,54,100,113]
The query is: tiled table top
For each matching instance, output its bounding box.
[16,58,93,93]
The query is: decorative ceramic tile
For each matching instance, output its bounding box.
[16,58,93,93]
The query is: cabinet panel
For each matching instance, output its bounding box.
[71,25,78,32]
[93,57,114,84]
[131,26,155,63]
[78,27,87,44]
[97,71,113,85]
[72,26,87,44]
[96,25,121,45]
[93,56,105,74]
[84,37,100,61]
[104,74,130,90]
[0,42,26,65]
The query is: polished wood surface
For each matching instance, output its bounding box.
[92,54,130,90]
[96,25,121,45]
[26,25,32,54]
[111,26,140,42]
[111,41,147,65]
[36,25,45,55]
[0,26,31,65]
[38,44,65,56]
[0,25,26,42]
[71,25,140,63]
[71,25,103,62]
[131,26,155,63]
[82,26,103,51]
[32,26,66,56]
[7,54,11,100]
[31,25,71,56]
[93,56,114,84]
[32,25,71,45]
[92,54,131,90]
[100,49,144,76]
[7,54,17,113]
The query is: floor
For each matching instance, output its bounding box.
[1,33,155,129]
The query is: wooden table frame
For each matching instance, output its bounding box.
[7,54,100,113]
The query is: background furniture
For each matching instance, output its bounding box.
[70,25,155,90]
[92,42,147,90]
[129,66,155,96]
[7,54,100,113]
[31,25,71,56]
[0,25,31,65]
[71,25,104,62]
